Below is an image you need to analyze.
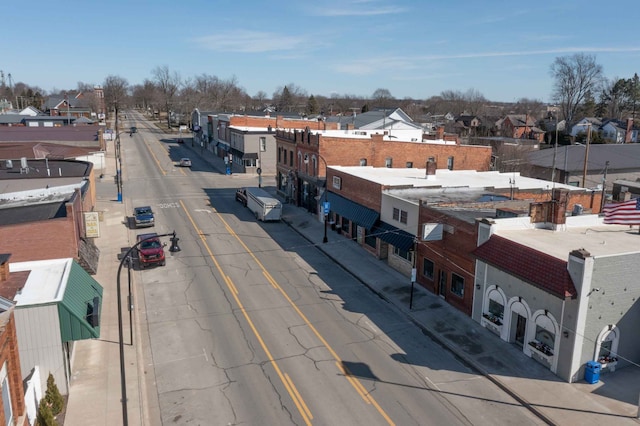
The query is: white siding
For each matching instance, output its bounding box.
[15,305,68,394]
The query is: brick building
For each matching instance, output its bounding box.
[0,256,27,425]
[0,159,100,274]
[275,127,493,213]
[323,166,602,317]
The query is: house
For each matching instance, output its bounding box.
[600,118,639,143]
[498,114,545,142]
[569,117,602,138]
[7,258,103,395]
[527,143,640,190]
[453,115,481,138]
[325,108,422,131]
[472,196,640,382]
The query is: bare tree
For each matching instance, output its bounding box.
[371,88,394,109]
[550,53,603,126]
[152,65,181,128]
[103,75,129,121]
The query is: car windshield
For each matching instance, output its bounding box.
[136,208,152,214]
[140,240,161,249]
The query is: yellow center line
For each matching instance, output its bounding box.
[141,136,167,175]
[209,207,395,426]
[179,200,312,425]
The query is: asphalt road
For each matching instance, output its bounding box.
[120,112,544,425]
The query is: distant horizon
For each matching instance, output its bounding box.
[4,0,640,104]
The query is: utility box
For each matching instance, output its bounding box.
[584,361,601,384]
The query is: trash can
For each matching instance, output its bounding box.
[584,361,601,384]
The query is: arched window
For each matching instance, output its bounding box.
[595,325,619,363]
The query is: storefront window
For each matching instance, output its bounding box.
[422,258,434,280]
[364,231,376,248]
[450,273,464,297]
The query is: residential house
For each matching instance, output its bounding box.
[569,117,602,139]
[472,195,640,382]
[498,114,545,142]
[325,108,422,132]
[600,118,639,143]
[453,115,481,138]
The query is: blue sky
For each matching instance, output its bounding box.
[4,0,640,103]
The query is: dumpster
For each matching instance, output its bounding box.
[584,361,601,384]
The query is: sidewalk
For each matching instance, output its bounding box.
[66,143,156,425]
[186,141,640,426]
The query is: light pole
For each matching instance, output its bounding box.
[306,153,329,243]
[116,232,180,425]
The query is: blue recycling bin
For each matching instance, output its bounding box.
[584,361,601,384]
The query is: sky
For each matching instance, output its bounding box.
[3,0,640,103]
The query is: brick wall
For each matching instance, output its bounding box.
[0,310,26,425]
[328,169,382,210]
[319,134,492,171]
[417,206,477,316]
[0,217,78,263]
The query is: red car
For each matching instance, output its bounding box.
[137,233,166,268]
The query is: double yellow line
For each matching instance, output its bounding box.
[180,200,394,425]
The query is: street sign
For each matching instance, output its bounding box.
[323,201,330,214]
[257,167,262,175]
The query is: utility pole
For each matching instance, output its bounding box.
[581,123,592,188]
[600,161,609,212]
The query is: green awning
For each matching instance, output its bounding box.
[326,192,379,230]
[58,261,103,342]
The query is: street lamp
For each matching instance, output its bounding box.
[305,153,329,243]
[116,232,180,425]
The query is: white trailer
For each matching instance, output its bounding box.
[245,187,282,221]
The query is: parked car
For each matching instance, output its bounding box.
[130,126,137,134]
[136,233,166,268]
[235,188,247,206]
[133,206,154,228]
[179,158,192,167]
[177,138,184,144]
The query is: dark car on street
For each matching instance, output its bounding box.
[235,188,247,206]
[133,206,155,228]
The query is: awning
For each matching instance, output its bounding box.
[242,152,258,159]
[58,261,103,342]
[371,221,415,251]
[326,192,379,230]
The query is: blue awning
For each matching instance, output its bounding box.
[326,192,379,230]
[371,221,415,251]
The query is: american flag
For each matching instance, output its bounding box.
[603,198,640,225]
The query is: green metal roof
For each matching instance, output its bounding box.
[58,261,103,342]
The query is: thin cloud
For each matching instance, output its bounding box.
[334,46,640,75]
[307,0,407,16]
[193,30,308,53]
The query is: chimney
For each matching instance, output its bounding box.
[550,188,568,225]
[425,159,437,179]
[436,126,444,140]
[625,118,633,143]
[0,254,11,282]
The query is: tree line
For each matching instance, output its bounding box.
[2,54,638,130]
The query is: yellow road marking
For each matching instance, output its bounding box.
[179,200,312,426]
[210,207,395,426]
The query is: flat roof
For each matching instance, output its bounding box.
[333,166,581,191]
[494,215,640,259]
[9,258,72,305]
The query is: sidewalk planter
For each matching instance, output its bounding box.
[598,357,618,373]
[481,314,502,336]
[528,341,554,368]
